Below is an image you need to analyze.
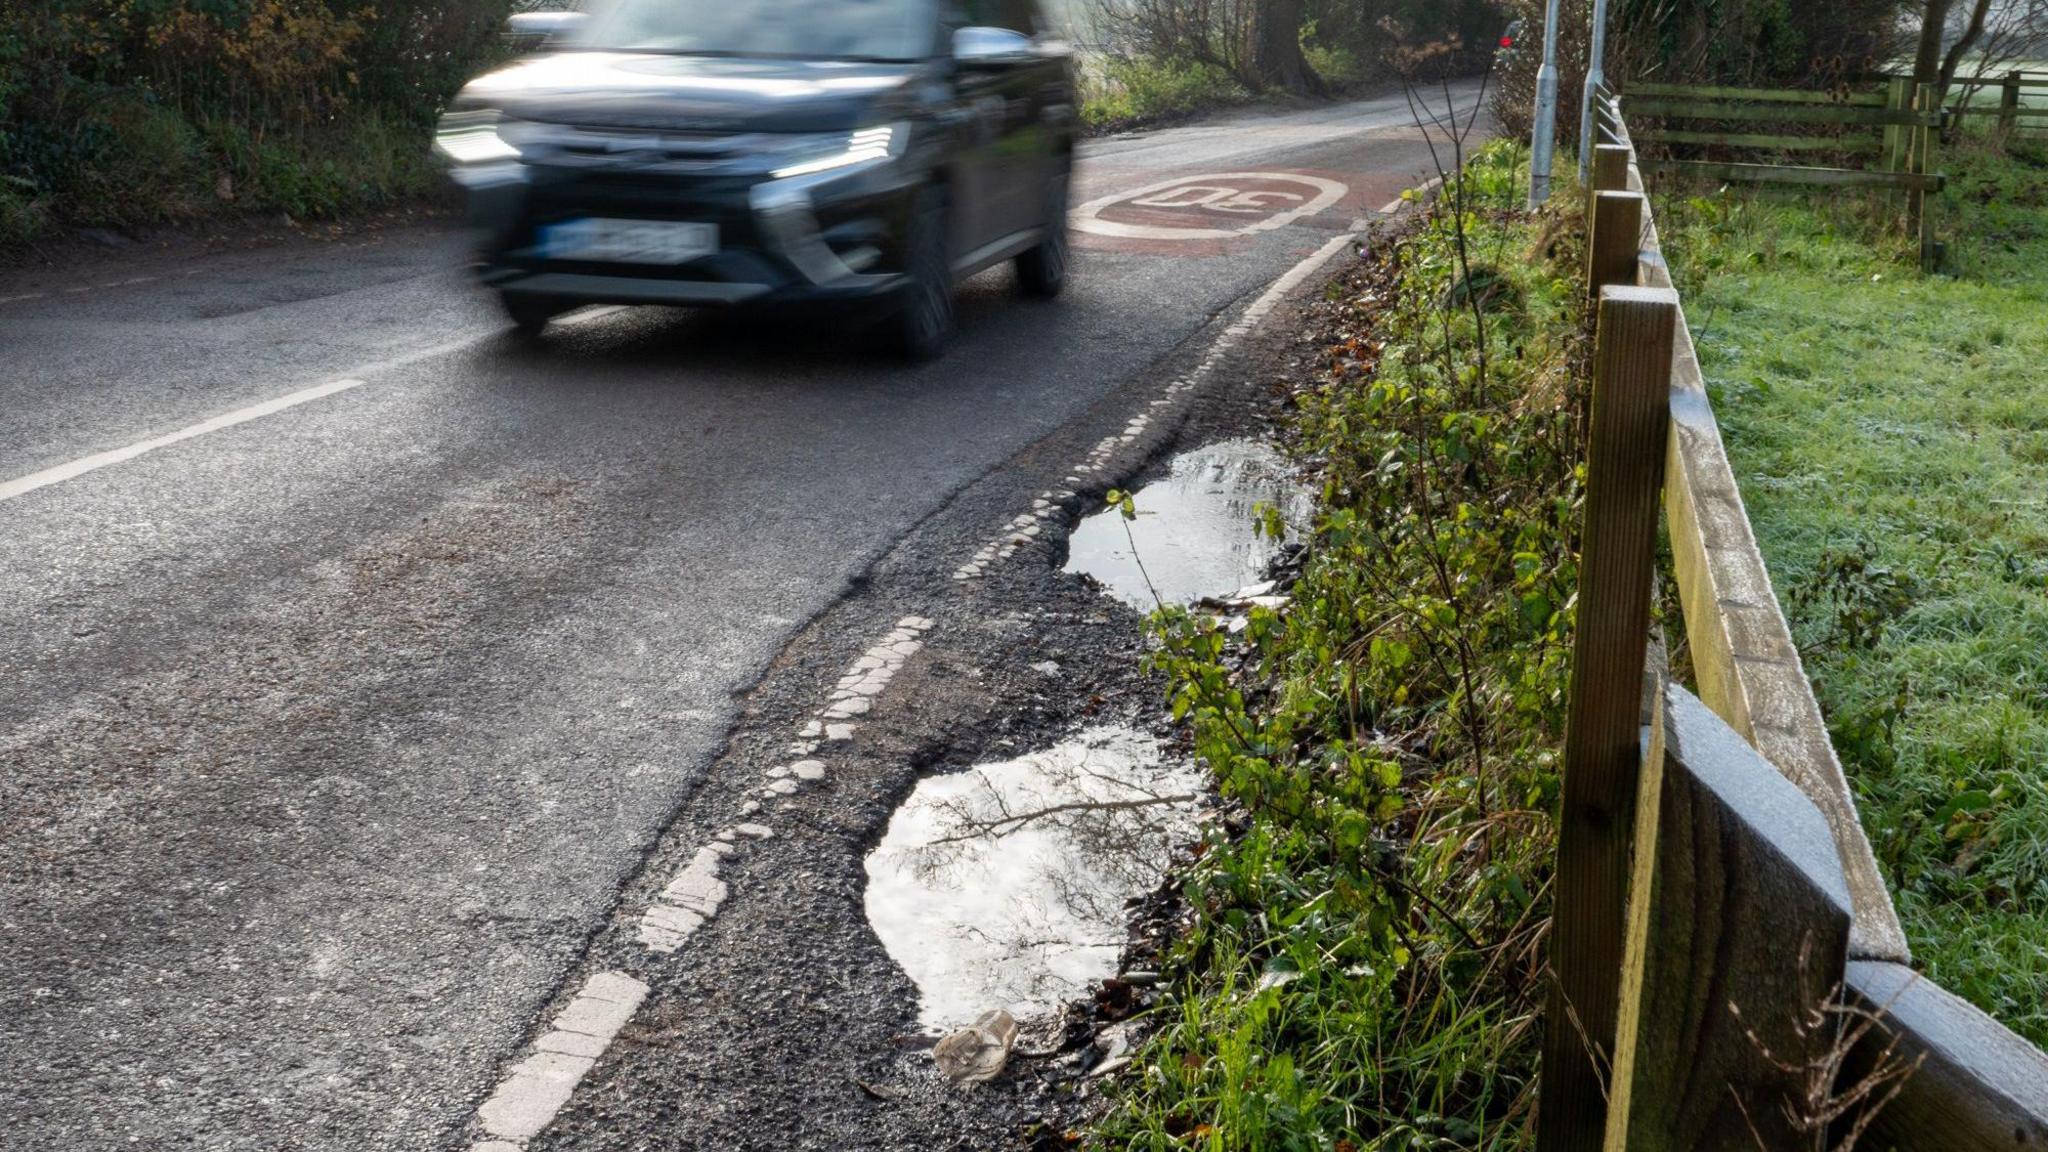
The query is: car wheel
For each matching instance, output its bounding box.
[1015,165,1070,300]
[888,190,954,361]
[500,290,565,337]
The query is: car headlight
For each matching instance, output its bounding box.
[770,124,906,180]
[435,109,521,165]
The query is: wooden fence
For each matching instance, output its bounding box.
[1535,95,2048,1151]
[1620,80,1945,269]
[1947,70,2048,136]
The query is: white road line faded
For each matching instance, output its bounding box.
[554,304,628,328]
[0,329,493,506]
[635,615,933,953]
[470,970,648,1149]
[0,377,369,504]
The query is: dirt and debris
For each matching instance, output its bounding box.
[479,240,1356,1152]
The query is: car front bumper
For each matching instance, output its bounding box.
[458,160,920,307]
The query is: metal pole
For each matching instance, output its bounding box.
[1529,0,1563,207]
[1578,0,1611,180]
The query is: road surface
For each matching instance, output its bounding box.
[0,85,1484,1150]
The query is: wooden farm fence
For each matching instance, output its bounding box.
[1534,94,2048,1151]
[1946,70,2048,137]
[1619,80,1946,269]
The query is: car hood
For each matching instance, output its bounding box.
[460,52,923,133]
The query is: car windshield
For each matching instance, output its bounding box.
[569,0,939,61]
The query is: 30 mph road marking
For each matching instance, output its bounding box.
[0,377,369,504]
[1073,171,1348,240]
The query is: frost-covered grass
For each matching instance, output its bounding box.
[1659,128,2048,1044]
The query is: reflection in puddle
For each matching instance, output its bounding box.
[864,727,1204,1032]
[1063,438,1312,610]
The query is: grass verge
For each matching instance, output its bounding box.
[1079,57,1253,133]
[1656,130,2048,1044]
[1088,139,1584,1151]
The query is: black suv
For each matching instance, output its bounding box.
[435,0,1077,357]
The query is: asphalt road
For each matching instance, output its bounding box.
[0,85,1482,1151]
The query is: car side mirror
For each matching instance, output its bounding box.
[505,11,585,49]
[952,26,1034,67]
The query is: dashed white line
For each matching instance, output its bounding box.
[633,615,933,955]
[460,159,1440,1148]
[0,377,369,504]
[470,970,648,1148]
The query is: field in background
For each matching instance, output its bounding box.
[1658,130,2048,1043]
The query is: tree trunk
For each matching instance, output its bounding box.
[1252,0,1322,96]
[1936,0,1996,106]
[1913,0,1954,85]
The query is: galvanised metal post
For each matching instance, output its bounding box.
[1528,0,1563,207]
[1578,0,1611,180]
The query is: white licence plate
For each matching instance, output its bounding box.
[540,218,718,265]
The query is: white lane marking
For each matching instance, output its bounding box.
[1,328,493,506]
[554,305,628,328]
[1377,173,1448,216]
[633,616,933,954]
[63,275,160,295]
[1073,172,1348,241]
[0,291,46,305]
[955,229,1358,582]
[0,378,368,504]
[471,970,648,1147]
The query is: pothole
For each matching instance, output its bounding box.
[863,726,1205,1032]
[1063,437,1311,610]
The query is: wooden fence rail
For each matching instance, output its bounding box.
[1536,92,2048,1152]
[1620,80,1945,269]
[1946,70,2048,136]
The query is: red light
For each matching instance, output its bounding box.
[1499,35,1514,47]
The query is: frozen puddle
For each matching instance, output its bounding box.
[1064,437,1312,610]
[864,726,1205,1032]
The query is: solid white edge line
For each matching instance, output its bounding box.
[1247,230,1359,320]
[1377,173,1449,217]
[0,377,368,504]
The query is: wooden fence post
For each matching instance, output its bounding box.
[1912,82,1938,271]
[1591,143,1631,194]
[2001,71,2022,138]
[1603,686,1855,1151]
[1883,76,1910,172]
[1536,284,1680,1152]
[1584,145,1632,237]
[1586,191,1645,299]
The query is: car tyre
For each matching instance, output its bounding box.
[1015,165,1070,300]
[500,290,566,337]
[888,190,954,361]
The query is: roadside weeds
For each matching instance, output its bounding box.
[1083,139,1585,1151]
